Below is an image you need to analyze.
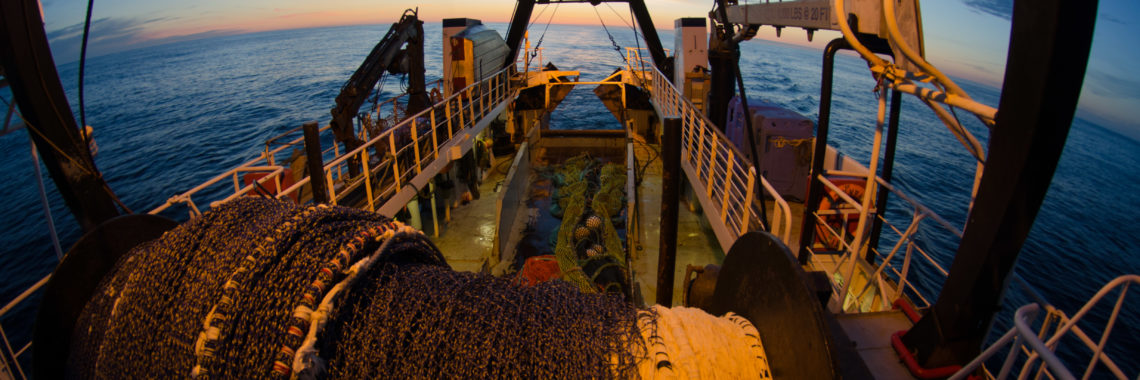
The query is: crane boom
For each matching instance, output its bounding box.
[330,10,430,159]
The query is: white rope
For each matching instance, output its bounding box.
[636,305,772,379]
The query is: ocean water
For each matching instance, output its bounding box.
[1,22,1138,373]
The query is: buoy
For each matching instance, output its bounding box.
[84,125,98,156]
[585,214,602,230]
[574,225,590,241]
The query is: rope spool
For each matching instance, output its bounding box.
[637,306,773,379]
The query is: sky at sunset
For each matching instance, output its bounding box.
[38,0,1140,140]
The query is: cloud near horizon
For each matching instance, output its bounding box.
[48,17,165,63]
[962,0,1012,20]
[47,16,241,64]
[1085,69,1140,101]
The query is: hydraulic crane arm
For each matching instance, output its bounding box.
[330,10,429,154]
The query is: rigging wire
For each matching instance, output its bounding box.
[78,0,94,148]
[74,0,134,213]
[529,2,551,29]
[0,98,93,177]
[532,2,561,58]
[629,6,647,75]
[604,3,636,31]
[592,6,628,66]
[712,0,770,231]
[2,96,135,214]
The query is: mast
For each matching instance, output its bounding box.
[502,0,669,77]
[900,0,1099,367]
[0,0,120,232]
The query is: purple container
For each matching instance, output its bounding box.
[725,96,814,201]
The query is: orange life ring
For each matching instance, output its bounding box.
[814,177,865,251]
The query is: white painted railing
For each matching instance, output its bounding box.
[809,167,972,312]
[951,275,1139,380]
[283,67,513,210]
[638,55,794,248]
[0,275,49,379]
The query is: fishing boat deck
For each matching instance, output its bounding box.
[630,140,725,306]
[835,311,915,379]
[427,154,513,273]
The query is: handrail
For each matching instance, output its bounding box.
[277,67,514,209]
[361,79,445,141]
[148,124,334,216]
[0,275,49,318]
[950,275,1140,380]
[637,54,793,245]
[811,161,971,311]
[0,274,49,380]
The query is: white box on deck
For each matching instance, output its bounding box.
[443,18,482,96]
[673,18,708,83]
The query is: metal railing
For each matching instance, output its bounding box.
[811,167,966,312]
[639,55,794,247]
[624,47,659,78]
[950,275,1140,380]
[0,275,49,379]
[359,79,445,143]
[147,123,340,217]
[280,67,513,209]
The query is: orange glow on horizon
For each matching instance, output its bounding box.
[138,3,709,42]
[129,2,997,88]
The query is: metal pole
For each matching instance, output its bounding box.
[798,39,845,264]
[502,0,536,69]
[656,117,682,306]
[30,137,63,259]
[866,90,902,263]
[303,121,330,204]
[799,36,892,264]
[429,181,440,237]
[627,0,669,76]
[407,198,423,231]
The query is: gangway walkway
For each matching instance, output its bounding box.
[628,53,795,250]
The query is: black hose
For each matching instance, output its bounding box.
[78,0,94,147]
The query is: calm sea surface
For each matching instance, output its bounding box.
[1,22,1137,372]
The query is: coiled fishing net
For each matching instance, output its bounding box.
[65,197,646,378]
[547,153,630,295]
[68,197,301,378]
[317,263,643,378]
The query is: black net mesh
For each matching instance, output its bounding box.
[69,197,299,378]
[67,197,642,378]
[318,263,642,378]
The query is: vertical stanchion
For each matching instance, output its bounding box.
[303,121,329,203]
[657,117,682,306]
[429,181,440,237]
[446,100,454,138]
[29,138,63,258]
